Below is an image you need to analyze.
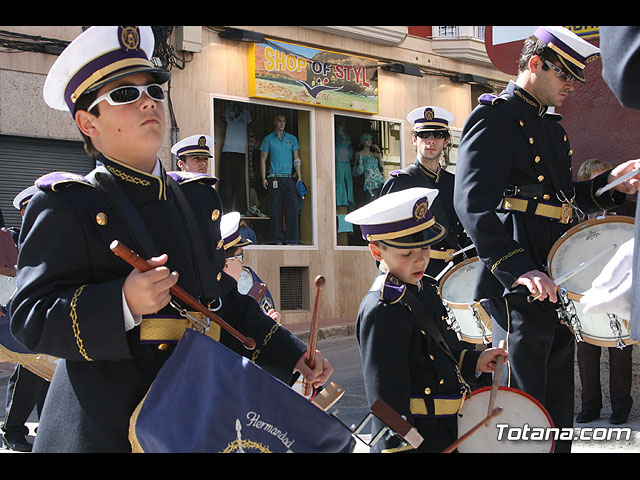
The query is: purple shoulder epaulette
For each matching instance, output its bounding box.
[389,169,409,178]
[35,171,93,192]
[379,272,406,304]
[167,171,218,186]
[477,93,505,106]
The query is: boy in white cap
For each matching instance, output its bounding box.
[346,187,507,453]
[172,134,213,174]
[455,25,640,452]
[9,26,332,453]
[221,211,279,321]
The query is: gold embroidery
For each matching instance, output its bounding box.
[251,322,280,363]
[70,285,92,361]
[106,165,151,186]
[491,248,525,273]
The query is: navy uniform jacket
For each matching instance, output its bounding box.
[9,155,306,453]
[356,272,480,453]
[454,81,625,301]
[381,161,473,277]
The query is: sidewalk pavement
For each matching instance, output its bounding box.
[1,329,639,453]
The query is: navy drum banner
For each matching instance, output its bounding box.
[130,329,354,453]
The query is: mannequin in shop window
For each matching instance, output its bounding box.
[220,104,251,214]
[260,114,302,245]
[353,133,384,202]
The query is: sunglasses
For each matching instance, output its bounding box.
[227,253,244,263]
[87,84,165,112]
[543,59,577,83]
[415,130,448,139]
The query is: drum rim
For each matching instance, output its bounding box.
[469,385,555,428]
[438,256,478,306]
[546,216,635,300]
[459,385,555,453]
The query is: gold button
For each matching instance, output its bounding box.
[538,175,545,182]
[568,149,573,156]
[519,120,525,127]
[211,209,220,221]
[217,272,222,281]
[529,137,534,144]
[439,379,445,385]
[429,354,435,361]
[564,135,567,141]
[424,387,431,395]
[534,156,541,163]
[95,212,108,226]
[543,194,550,200]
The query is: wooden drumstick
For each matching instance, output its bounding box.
[486,339,506,424]
[110,240,256,350]
[303,275,325,397]
[442,407,503,453]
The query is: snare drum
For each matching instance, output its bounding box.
[438,257,492,344]
[457,386,554,453]
[547,216,636,347]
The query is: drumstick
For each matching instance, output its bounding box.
[303,275,325,397]
[486,339,506,424]
[110,240,256,350]
[595,168,640,196]
[441,407,503,453]
[527,243,617,303]
[450,244,475,258]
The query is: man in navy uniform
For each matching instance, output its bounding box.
[9,26,333,453]
[381,106,473,279]
[454,26,640,452]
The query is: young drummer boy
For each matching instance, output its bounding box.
[346,187,507,453]
[9,26,332,453]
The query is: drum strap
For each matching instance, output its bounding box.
[400,288,472,396]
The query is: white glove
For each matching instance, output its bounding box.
[580,238,634,319]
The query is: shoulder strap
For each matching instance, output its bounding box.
[90,166,160,260]
[399,286,458,364]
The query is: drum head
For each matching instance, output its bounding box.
[457,386,554,453]
[439,257,478,305]
[547,217,635,300]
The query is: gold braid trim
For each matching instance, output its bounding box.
[105,165,151,186]
[251,322,280,364]
[590,177,607,212]
[70,285,92,361]
[490,248,525,273]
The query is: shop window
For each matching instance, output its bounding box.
[334,114,401,246]
[213,98,313,246]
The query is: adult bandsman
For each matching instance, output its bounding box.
[9,26,332,453]
[454,25,640,452]
[381,106,473,278]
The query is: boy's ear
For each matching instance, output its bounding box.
[369,242,383,261]
[75,109,99,138]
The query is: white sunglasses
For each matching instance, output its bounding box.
[87,84,165,112]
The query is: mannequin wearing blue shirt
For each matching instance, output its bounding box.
[260,114,302,244]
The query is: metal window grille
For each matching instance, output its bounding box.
[279,267,308,311]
